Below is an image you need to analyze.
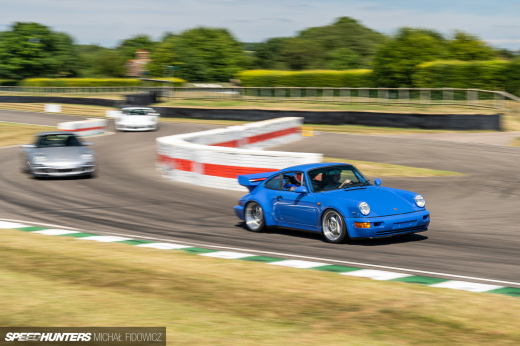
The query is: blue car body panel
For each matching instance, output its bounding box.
[234,163,430,240]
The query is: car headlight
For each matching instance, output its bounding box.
[414,194,426,208]
[33,154,47,162]
[359,202,370,216]
[80,153,94,160]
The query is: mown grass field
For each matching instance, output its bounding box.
[1,229,519,345]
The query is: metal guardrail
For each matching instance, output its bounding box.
[0,86,518,111]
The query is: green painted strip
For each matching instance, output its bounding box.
[313,265,361,273]
[488,287,520,297]
[17,227,48,232]
[240,256,286,263]
[117,239,156,245]
[59,232,96,238]
[182,247,218,254]
[4,222,519,299]
[391,276,449,285]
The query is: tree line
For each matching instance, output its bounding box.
[0,18,518,88]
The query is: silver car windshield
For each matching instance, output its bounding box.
[36,134,82,148]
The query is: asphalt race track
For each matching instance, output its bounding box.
[1,110,519,286]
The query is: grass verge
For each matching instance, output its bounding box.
[0,122,54,147]
[323,157,462,177]
[1,229,518,345]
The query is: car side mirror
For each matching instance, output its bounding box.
[82,142,93,146]
[374,178,382,186]
[294,186,308,194]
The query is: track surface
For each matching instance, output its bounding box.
[1,110,519,286]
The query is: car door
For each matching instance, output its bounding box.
[274,172,319,230]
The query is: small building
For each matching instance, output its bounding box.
[125,50,151,77]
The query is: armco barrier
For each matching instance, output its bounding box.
[57,118,107,136]
[157,117,322,190]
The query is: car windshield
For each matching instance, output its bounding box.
[122,109,152,116]
[36,134,82,148]
[308,165,370,192]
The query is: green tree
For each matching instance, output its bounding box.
[325,47,362,70]
[253,37,292,69]
[117,35,156,62]
[372,28,449,87]
[0,22,78,79]
[173,27,248,82]
[448,31,496,61]
[146,36,181,77]
[298,17,386,67]
[280,38,325,70]
[77,45,125,77]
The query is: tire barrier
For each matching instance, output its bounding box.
[57,118,107,136]
[157,117,323,191]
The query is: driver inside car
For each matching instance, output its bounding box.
[284,173,303,191]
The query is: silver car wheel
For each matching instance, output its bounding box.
[245,202,265,232]
[322,209,348,243]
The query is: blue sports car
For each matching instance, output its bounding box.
[234,163,430,243]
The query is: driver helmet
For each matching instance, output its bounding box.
[294,173,303,185]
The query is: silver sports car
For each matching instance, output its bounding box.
[20,131,96,178]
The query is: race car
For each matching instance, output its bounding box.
[115,107,160,131]
[20,131,96,178]
[234,163,430,243]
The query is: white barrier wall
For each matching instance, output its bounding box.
[157,117,323,191]
[57,118,107,136]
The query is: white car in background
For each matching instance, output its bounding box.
[115,107,160,131]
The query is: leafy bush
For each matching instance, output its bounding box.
[0,79,17,86]
[18,78,185,87]
[235,69,373,87]
[413,60,509,90]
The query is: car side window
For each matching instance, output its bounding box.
[283,172,306,191]
[264,174,282,190]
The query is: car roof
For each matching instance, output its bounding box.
[281,162,354,173]
[121,107,154,110]
[36,131,76,136]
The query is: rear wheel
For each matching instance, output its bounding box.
[244,201,265,232]
[322,209,349,243]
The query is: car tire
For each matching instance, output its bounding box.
[21,160,29,174]
[244,201,266,232]
[321,209,349,244]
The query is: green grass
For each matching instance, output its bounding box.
[1,229,518,345]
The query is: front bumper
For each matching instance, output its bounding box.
[346,210,430,239]
[31,164,95,177]
[116,124,157,131]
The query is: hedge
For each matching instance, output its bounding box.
[235,69,374,87]
[412,60,509,91]
[19,78,185,87]
[0,79,17,86]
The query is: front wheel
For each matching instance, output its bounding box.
[321,209,349,243]
[244,201,266,232]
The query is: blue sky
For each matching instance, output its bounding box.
[1,0,519,50]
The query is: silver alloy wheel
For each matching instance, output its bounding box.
[322,209,346,243]
[245,201,265,232]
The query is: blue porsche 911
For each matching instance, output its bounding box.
[234,163,430,243]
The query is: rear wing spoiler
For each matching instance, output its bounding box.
[238,171,278,192]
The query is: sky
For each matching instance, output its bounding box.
[1,0,520,50]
